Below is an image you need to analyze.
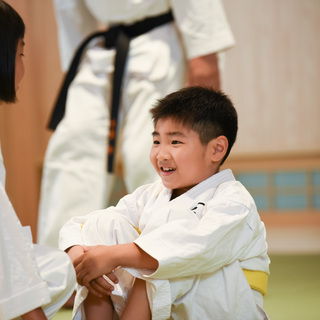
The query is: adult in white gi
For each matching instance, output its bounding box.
[37,0,235,247]
[0,1,76,318]
[60,170,270,320]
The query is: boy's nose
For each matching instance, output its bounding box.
[156,146,170,160]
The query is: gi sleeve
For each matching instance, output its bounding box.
[0,185,50,320]
[170,0,235,59]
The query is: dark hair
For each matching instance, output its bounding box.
[0,0,25,103]
[150,86,238,165]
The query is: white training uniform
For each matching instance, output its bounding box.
[38,0,235,247]
[60,169,270,320]
[0,145,76,320]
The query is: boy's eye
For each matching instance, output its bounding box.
[153,140,160,145]
[171,140,181,145]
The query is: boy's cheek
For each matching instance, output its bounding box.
[149,152,157,167]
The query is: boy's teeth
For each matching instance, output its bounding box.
[162,167,175,172]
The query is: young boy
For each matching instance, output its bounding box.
[60,87,270,320]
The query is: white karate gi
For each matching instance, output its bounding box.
[0,145,76,320]
[37,0,235,247]
[60,169,270,320]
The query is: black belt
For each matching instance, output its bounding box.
[48,11,173,173]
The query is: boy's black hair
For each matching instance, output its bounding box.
[0,0,25,103]
[150,86,238,165]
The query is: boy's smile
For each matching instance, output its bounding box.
[150,118,218,197]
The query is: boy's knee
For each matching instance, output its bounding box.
[82,212,139,245]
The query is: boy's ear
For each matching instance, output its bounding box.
[210,136,228,163]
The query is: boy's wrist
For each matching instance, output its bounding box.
[66,245,84,262]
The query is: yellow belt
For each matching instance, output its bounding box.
[243,269,268,296]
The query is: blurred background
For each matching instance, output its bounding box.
[0,1,319,319]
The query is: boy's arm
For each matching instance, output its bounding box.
[134,199,269,280]
[66,244,85,262]
[74,243,158,289]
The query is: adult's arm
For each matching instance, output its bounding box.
[186,53,221,89]
[170,0,235,89]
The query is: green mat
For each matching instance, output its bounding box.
[52,254,320,320]
[264,254,320,320]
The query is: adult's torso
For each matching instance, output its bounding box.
[83,0,170,24]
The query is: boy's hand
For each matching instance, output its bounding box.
[74,245,118,289]
[70,245,119,297]
[74,243,158,292]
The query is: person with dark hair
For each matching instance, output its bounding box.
[0,1,76,319]
[60,87,270,319]
[0,0,25,103]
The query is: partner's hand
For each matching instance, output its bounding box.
[86,273,119,298]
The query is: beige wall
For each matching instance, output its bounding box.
[223,0,320,155]
[0,0,319,239]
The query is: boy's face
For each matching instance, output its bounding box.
[150,118,217,197]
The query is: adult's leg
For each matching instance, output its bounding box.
[37,46,115,248]
[121,23,186,193]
